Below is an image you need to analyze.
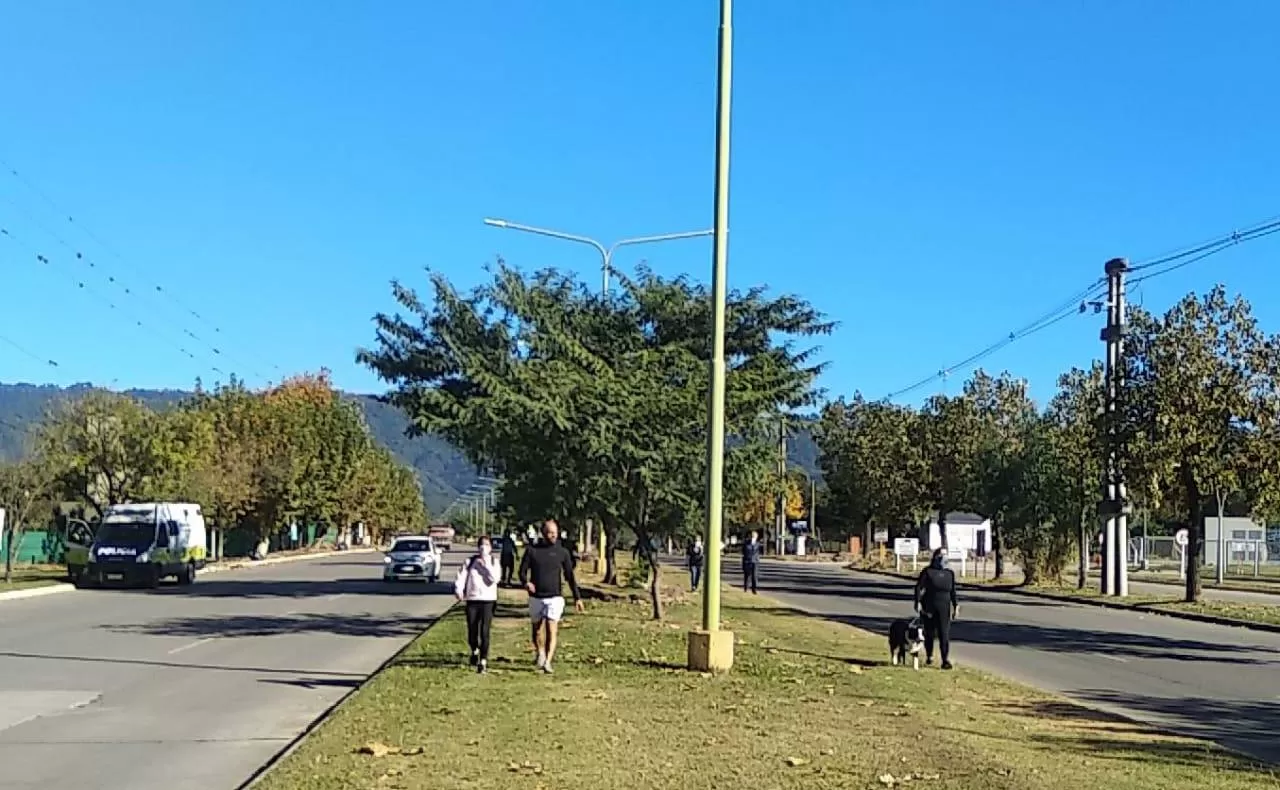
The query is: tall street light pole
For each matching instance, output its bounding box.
[482,218,713,555]
[688,0,735,674]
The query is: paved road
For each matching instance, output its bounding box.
[748,560,1280,763]
[0,552,460,790]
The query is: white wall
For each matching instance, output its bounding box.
[927,520,993,555]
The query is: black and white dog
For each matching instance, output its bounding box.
[888,617,925,669]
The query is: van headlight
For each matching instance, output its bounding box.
[383,556,393,564]
[136,552,150,563]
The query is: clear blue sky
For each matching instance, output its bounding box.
[2,1,1278,408]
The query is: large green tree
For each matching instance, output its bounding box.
[358,262,830,619]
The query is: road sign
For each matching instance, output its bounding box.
[873,527,889,543]
[1174,528,1189,547]
[893,537,918,557]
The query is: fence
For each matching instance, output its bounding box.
[1131,536,1280,581]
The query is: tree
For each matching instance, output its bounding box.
[914,392,985,548]
[966,370,1037,579]
[36,391,177,517]
[0,459,55,582]
[817,396,923,554]
[358,262,830,619]
[1045,364,1105,588]
[1126,286,1280,602]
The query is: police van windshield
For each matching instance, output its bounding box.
[95,521,157,546]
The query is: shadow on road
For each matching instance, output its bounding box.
[1062,690,1280,765]
[102,612,440,639]
[0,649,365,678]
[127,577,456,600]
[259,676,363,691]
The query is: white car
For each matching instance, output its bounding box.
[383,536,442,583]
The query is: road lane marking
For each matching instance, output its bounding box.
[168,638,214,655]
[1096,653,1128,662]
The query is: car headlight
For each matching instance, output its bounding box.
[136,552,150,563]
[383,556,393,564]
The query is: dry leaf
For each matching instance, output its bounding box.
[878,774,896,786]
[785,756,809,767]
[401,746,424,756]
[357,742,396,758]
[590,656,605,665]
[848,666,864,674]
[602,641,616,648]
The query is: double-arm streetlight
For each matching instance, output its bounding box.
[482,218,712,297]
[482,218,713,555]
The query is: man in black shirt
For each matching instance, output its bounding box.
[518,519,584,674]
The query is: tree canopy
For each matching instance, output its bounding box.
[817,286,1280,601]
[358,262,833,618]
[4,371,427,556]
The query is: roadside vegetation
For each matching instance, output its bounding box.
[255,575,1279,790]
[0,371,427,583]
[819,285,1280,605]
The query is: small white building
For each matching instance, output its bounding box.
[927,511,992,556]
[1201,516,1269,564]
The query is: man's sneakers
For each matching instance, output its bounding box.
[470,649,480,667]
[542,661,554,675]
[477,659,488,675]
[535,651,547,671]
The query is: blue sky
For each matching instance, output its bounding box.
[2,1,1278,408]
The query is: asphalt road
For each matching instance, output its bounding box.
[748,560,1280,764]
[0,552,461,790]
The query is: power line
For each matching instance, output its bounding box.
[880,213,1280,402]
[881,278,1106,401]
[0,160,284,380]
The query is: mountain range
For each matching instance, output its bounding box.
[0,382,821,515]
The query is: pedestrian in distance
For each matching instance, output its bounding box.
[742,530,762,594]
[518,519,584,674]
[454,534,500,674]
[500,529,517,586]
[914,547,959,669]
[687,535,705,591]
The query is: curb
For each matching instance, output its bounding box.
[237,599,457,789]
[849,566,1280,636]
[0,547,378,604]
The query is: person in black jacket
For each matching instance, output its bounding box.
[518,519,584,675]
[500,529,517,586]
[914,548,959,669]
[686,536,705,591]
[742,530,763,594]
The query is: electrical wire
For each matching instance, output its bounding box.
[880,213,1280,402]
[1,160,283,380]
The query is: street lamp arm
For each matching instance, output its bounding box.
[482,218,608,260]
[609,229,715,255]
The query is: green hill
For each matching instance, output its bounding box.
[0,383,823,515]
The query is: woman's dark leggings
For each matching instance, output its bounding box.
[922,604,952,663]
[465,601,496,660]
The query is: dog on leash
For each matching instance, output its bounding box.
[888,617,925,669]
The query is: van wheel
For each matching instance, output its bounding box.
[179,562,196,586]
[144,566,161,589]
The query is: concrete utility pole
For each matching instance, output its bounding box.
[689,0,735,674]
[1099,257,1130,597]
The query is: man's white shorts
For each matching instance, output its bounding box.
[529,595,566,623]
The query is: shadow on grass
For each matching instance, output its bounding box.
[990,696,1280,772]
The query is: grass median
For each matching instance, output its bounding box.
[255,575,1279,790]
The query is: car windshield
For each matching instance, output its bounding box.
[95,521,156,546]
[392,540,431,553]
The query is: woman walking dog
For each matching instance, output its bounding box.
[455,535,500,674]
[914,548,959,669]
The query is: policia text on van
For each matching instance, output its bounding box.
[69,503,208,588]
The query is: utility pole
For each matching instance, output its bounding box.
[1099,257,1130,597]
[689,0,735,674]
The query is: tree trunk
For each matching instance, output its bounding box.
[993,521,1004,580]
[603,523,619,586]
[1181,462,1203,603]
[938,510,950,551]
[1076,508,1088,590]
[3,526,13,584]
[648,552,664,621]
